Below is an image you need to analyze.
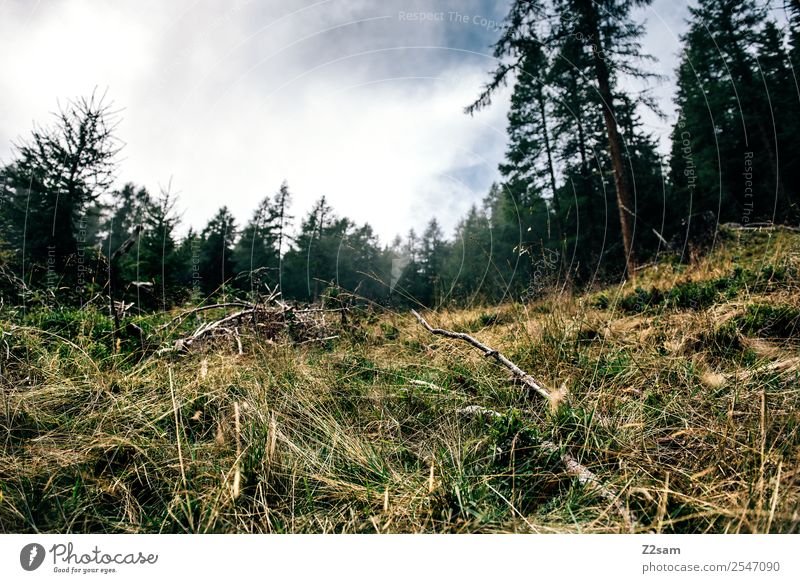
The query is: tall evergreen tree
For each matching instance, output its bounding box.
[669,0,797,233]
[281,197,335,301]
[0,93,121,293]
[197,207,237,296]
[393,228,424,306]
[135,188,182,310]
[548,10,609,270]
[469,0,659,277]
[499,43,561,242]
[233,192,280,296]
[273,181,293,293]
[443,205,493,302]
[419,218,447,306]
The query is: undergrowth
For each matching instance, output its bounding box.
[0,227,798,533]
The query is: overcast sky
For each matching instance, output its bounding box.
[0,0,785,242]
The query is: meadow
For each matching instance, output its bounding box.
[1,226,798,533]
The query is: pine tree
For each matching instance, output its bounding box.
[101,184,149,263]
[281,197,334,301]
[233,193,280,296]
[393,228,424,306]
[757,19,799,219]
[273,181,293,292]
[135,188,182,310]
[499,43,561,242]
[419,218,446,306]
[555,0,657,276]
[443,205,493,302]
[0,93,121,293]
[669,0,796,231]
[332,221,387,300]
[198,207,237,296]
[484,182,552,297]
[469,0,658,277]
[548,11,608,264]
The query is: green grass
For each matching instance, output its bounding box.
[1,226,799,533]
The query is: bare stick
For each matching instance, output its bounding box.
[411,312,638,529]
[159,308,257,354]
[156,302,256,331]
[232,402,242,500]
[540,440,637,531]
[721,222,800,233]
[411,310,551,400]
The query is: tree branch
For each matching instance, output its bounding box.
[411,309,551,400]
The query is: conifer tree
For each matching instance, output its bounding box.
[469,0,658,277]
[198,207,237,296]
[0,93,121,291]
[668,0,795,229]
[419,218,446,306]
[233,193,280,295]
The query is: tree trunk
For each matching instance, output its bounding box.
[588,17,637,276]
[537,84,562,243]
[576,115,599,245]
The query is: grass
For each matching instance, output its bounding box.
[1,226,799,533]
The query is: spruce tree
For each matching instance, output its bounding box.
[135,188,182,310]
[233,193,280,296]
[0,93,121,293]
[198,207,237,297]
[669,0,796,232]
[419,218,446,306]
[469,0,658,277]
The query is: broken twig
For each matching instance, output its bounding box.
[411,309,551,400]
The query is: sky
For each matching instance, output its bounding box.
[0,0,784,243]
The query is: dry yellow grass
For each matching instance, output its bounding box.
[0,226,798,533]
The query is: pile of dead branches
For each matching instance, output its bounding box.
[156,288,344,355]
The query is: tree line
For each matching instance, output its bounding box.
[1,0,798,311]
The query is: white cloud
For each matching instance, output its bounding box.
[1,0,510,242]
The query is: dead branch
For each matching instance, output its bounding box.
[156,291,345,355]
[413,312,637,529]
[155,302,256,332]
[411,309,551,400]
[539,440,637,531]
[158,308,256,354]
[721,222,800,233]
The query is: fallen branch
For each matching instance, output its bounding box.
[412,311,638,529]
[539,440,637,531]
[156,302,256,332]
[721,222,800,233]
[459,404,638,531]
[158,308,256,354]
[411,309,551,400]
[156,293,346,355]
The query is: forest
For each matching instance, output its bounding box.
[1,0,798,311]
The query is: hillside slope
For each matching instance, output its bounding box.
[1,226,798,533]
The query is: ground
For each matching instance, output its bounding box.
[1,226,798,533]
